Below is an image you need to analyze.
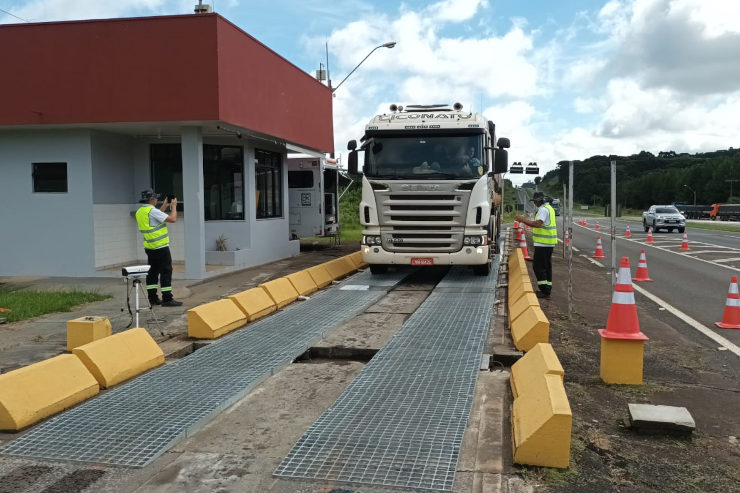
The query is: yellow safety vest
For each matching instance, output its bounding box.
[532,204,557,246]
[136,205,169,250]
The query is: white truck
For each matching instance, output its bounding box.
[287,156,340,239]
[347,103,510,275]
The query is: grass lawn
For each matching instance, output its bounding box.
[0,285,111,323]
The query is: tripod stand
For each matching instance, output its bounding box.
[124,274,164,330]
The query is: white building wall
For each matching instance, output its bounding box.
[0,129,95,276]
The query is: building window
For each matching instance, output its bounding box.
[256,148,283,219]
[150,144,183,211]
[288,170,314,189]
[204,145,244,220]
[32,162,67,192]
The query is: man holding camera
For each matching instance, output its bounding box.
[136,189,182,307]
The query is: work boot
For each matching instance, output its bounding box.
[161,298,183,307]
[536,291,551,299]
[148,296,162,305]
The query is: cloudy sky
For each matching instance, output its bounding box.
[2,0,739,182]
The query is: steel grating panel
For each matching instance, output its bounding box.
[275,263,499,491]
[1,269,409,467]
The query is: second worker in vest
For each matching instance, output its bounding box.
[136,189,182,307]
[515,191,556,299]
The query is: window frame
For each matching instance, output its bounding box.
[255,148,284,219]
[32,162,68,193]
[203,144,245,221]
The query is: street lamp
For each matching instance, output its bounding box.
[683,184,696,206]
[331,41,396,93]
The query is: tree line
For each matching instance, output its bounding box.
[542,148,740,209]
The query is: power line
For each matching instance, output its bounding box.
[0,8,30,22]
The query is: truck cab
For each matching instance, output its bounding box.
[287,156,339,239]
[347,103,509,275]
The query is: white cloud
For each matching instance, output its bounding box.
[1,0,173,23]
[426,0,488,23]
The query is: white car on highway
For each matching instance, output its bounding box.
[642,205,686,233]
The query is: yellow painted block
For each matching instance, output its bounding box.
[600,338,645,385]
[228,287,277,322]
[324,257,357,280]
[260,278,299,309]
[513,373,572,468]
[510,342,564,399]
[66,316,112,351]
[72,328,164,389]
[307,264,332,288]
[286,270,318,297]
[0,354,99,431]
[508,275,534,308]
[348,251,368,269]
[187,299,247,339]
[508,248,523,271]
[511,305,550,352]
[509,292,540,326]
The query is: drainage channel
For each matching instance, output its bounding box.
[1,269,410,468]
[274,262,499,491]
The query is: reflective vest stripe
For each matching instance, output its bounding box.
[136,205,170,250]
[532,204,557,245]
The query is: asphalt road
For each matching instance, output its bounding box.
[553,215,740,350]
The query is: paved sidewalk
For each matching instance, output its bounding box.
[0,242,359,373]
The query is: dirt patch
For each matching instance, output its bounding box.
[520,252,740,492]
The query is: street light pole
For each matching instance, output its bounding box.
[683,184,696,206]
[331,41,396,93]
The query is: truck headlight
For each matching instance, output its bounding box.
[464,235,484,246]
[363,235,381,245]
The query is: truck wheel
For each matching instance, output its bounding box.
[678,227,685,233]
[643,221,649,232]
[369,264,388,275]
[474,260,492,276]
[653,221,659,233]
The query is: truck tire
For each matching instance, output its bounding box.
[369,264,388,275]
[678,227,685,233]
[643,221,649,232]
[474,259,492,276]
[653,221,659,233]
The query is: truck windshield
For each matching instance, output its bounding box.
[364,135,485,180]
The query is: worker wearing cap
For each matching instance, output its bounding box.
[135,189,182,307]
[515,191,556,299]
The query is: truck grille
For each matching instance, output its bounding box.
[374,185,471,253]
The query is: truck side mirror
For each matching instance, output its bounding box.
[348,150,359,174]
[347,139,357,151]
[492,149,508,174]
[496,137,510,149]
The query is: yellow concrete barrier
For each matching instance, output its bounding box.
[509,292,540,326]
[307,264,332,288]
[286,270,318,297]
[509,273,534,305]
[188,299,247,339]
[348,251,368,269]
[512,373,572,468]
[324,257,357,280]
[0,354,99,431]
[510,342,564,399]
[228,287,277,322]
[511,305,550,352]
[66,316,112,351]
[72,328,164,389]
[508,248,523,271]
[260,278,299,309]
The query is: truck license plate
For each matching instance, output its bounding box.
[411,257,434,266]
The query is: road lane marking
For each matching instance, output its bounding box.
[631,283,740,358]
[713,257,740,263]
[573,223,740,273]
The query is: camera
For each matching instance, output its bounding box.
[166,194,176,201]
[122,265,150,277]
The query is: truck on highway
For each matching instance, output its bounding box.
[287,156,340,239]
[642,205,686,233]
[710,203,740,221]
[346,103,510,275]
[675,204,712,220]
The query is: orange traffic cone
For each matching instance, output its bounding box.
[680,232,690,251]
[526,224,531,231]
[595,222,600,231]
[715,276,740,329]
[519,232,531,260]
[513,220,519,230]
[593,236,606,258]
[565,229,570,246]
[583,219,588,227]
[646,227,654,244]
[599,257,649,341]
[625,225,632,238]
[632,249,653,282]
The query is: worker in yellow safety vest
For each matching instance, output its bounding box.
[515,191,556,299]
[136,189,182,307]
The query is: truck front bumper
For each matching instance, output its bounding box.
[361,245,491,266]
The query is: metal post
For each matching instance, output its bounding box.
[610,160,616,290]
[562,183,567,258]
[568,161,574,320]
